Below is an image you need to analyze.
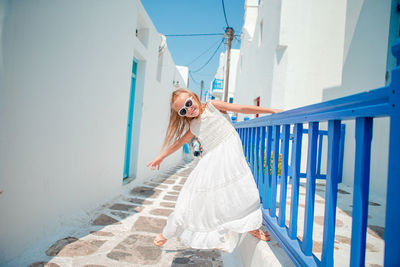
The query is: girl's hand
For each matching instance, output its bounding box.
[272,109,284,114]
[147,155,164,170]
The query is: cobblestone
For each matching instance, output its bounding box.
[24,159,224,266]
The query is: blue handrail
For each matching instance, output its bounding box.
[234,39,400,266]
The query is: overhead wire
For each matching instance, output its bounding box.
[186,38,225,66]
[189,70,201,85]
[164,33,224,37]
[168,0,234,88]
[190,37,225,73]
[188,37,225,87]
[221,0,230,27]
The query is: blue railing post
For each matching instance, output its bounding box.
[270,125,281,218]
[302,122,319,256]
[350,117,373,266]
[245,128,249,162]
[247,128,252,164]
[263,126,273,210]
[316,133,323,177]
[250,127,255,180]
[259,127,266,203]
[255,127,262,198]
[338,124,346,183]
[289,123,303,239]
[383,37,400,266]
[321,120,341,266]
[278,125,290,227]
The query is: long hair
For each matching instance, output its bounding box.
[161,88,206,150]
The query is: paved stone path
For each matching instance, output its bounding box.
[275,181,385,267]
[28,158,224,267]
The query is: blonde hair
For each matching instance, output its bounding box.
[162,88,206,150]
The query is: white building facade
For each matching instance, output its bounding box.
[0,0,187,263]
[234,0,396,197]
[201,49,240,122]
[209,49,240,102]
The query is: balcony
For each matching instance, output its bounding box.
[231,39,400,266]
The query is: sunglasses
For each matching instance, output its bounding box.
[177,96,194,117]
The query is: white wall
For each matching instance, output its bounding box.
[234,0,392,197]
[227,50,240,98]
[211,49,240,101]
[0,0,186,263]
[235,0,282,121]
[0,0,6,88]
[322,0,392,197]
[235,0,347,121]
[176,65,189,87]
[128,4,187,184]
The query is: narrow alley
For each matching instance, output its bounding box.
[25,159,290,267]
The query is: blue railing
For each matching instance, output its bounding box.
[286,126,345,182]
[233,39,400,266]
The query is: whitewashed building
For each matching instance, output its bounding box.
[176,65,189,88]
[227,1,397,265]
[201,49,240,122]
[234,0,395,197]
[0,0,187,263]
[209,49,240,102]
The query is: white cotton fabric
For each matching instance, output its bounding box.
[162,100,262,253]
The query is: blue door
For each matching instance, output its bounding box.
[123,58,138,179]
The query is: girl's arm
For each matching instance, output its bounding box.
[160,129,195,158]
[147,129,195,170]
[211,100,283,114]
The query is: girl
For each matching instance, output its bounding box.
[147,88,282,253]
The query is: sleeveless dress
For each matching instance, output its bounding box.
[161,100,262,253]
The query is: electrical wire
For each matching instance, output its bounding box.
[190,72,216,76]
[221,0,230,27]
[164,33,224,37]
[191,37,225,73]
[186,38,225,66]
[189,70,201,85]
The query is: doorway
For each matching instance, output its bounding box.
[123,57,138,179]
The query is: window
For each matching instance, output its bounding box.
[136,15,149,47]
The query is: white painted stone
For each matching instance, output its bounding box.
[0,0,188,264]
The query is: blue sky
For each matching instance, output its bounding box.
[141,0,245,97]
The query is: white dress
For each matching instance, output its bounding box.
[162,100,262,253]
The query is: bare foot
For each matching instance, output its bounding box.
[248,229,270,241]
[153,233,167,247]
